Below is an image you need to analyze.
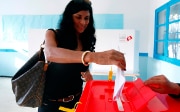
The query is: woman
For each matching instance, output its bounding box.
[39,0,126,112]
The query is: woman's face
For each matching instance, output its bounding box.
[72,10,90,34]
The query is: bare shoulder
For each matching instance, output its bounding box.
[45,29,57,46]
[46,29,56,36]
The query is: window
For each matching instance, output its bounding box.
[154,0,180,66]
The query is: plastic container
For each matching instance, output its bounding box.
[76,78,180,112]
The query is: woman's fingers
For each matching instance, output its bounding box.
[81,72,93,82]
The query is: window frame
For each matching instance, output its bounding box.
[154,0,180,66]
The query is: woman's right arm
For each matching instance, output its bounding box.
[44,30,84,63]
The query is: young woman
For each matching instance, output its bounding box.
[38,0,126,112]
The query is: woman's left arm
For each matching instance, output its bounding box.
[81,70,93,82]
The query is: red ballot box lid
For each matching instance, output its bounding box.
[76,78,180,112]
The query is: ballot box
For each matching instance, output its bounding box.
[75,78,180,112]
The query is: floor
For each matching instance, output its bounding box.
[0,77,37,112]
[0,77,86,112]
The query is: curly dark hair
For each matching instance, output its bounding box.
[56,0,96,52]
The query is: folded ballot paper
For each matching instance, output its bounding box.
[113,68,125,101]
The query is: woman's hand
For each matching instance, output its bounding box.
[144,75,180,95]
[81,71,93,82]
[86,49,126,71]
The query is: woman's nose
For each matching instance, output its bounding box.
[80,19,86,25]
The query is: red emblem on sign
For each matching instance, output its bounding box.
[127,36,132,41]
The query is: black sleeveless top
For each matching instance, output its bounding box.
[44,63,87,99]
[43,29,89,99]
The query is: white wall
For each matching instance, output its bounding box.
[148,0,169,57]
[92,0,150,53]
[0,0,150,53]
[147,57,180,83]
[0,0,69,15]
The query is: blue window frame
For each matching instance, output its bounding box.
[154,0,180,66]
